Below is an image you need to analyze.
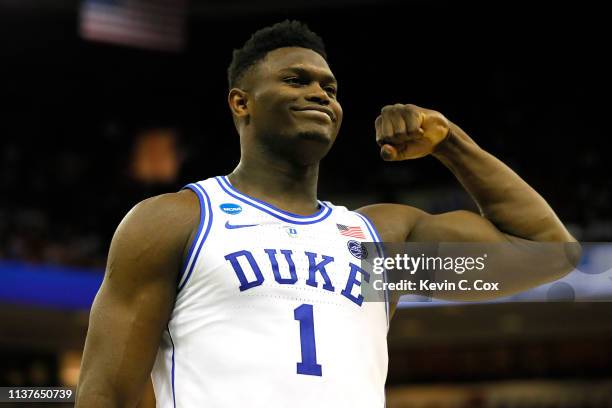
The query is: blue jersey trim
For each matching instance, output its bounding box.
[177,183,205,285]
[178,183,213,292]
[221,176,326,219]
[167,326,176,408]
[354,212,390,327]
[215,177,333,225]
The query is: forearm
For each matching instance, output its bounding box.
[75,388,125,408]
[76,379,150,408]
[432,123,574,242]
[76,365,133,407]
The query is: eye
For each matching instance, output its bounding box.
[324,86,337,96]
[283,76,307,86]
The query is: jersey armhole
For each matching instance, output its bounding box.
[354,212,390,330]
[177,183,213,292]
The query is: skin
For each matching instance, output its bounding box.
[76,46,577,407]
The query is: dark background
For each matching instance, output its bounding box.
[2,0,610,266]
[1,1,611,406]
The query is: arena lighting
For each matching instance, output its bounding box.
[79,0,188,52]
[59,351,82,387]
[130,128,181,184]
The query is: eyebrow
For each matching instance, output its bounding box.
[279,66,337,85]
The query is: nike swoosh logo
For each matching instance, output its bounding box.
[225,221,259,229]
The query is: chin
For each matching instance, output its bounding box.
[296,130,331,143]
[294,121,336,141]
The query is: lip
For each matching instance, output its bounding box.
[292,106,336,122]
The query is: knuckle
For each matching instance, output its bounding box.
[404,104,420,115]
[381,129,393,138]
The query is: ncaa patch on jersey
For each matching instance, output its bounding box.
[220,203,242,215]
[347,240,368,259]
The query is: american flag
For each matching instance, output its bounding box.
[336,224,366,239]
[79,0,187,52]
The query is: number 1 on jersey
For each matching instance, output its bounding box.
[294,304,322,376]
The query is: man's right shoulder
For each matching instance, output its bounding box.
[113,189,201,257]
[130,189,200,225]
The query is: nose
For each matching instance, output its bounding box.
[304,83,330,105]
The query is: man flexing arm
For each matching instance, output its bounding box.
[75,190,199,407]
[357,104,578,314]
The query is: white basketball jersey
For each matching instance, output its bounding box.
[152,176,389,408]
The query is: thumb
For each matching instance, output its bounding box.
[380,144,398,161]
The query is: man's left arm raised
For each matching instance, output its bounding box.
[357,104,579,303]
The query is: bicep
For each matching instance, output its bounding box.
[410,210,510,242]
[357,203,510,243]
[77,194,196,407]
[357,205,513,309]
[356,203,427,242]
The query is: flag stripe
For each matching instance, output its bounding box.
[79,0,186,51]
[336,224,366,239]
[83,2,185,27]
[81,22,184,51]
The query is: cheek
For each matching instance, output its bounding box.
[334,103,344,127]
[254,91,293,118]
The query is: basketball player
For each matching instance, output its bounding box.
[76,21,576,407]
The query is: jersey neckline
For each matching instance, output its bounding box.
[215,176,333,225]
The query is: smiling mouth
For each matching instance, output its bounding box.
[292,108,335,122]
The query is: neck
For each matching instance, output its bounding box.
[228,149,321,216]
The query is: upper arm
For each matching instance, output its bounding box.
[357,204,576,305]
[410,209,510,242]
[356,204,508,243]
[356,203,426,242]
[76,190,199,407]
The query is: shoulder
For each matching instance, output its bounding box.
[121,189,199,234]
[355,203,428,242]
[111,190,200,268]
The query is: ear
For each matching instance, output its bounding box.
[228,88,249,119]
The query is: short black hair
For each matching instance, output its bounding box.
[227,20,327,89]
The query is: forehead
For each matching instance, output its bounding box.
[255,47,334,79]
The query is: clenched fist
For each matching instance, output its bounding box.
[375,104,450,160]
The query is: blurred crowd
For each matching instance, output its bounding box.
[0,128,179,267]
[0,116,610,268]
[2,1,610,269]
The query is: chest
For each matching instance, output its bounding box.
[202,218,376,307]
